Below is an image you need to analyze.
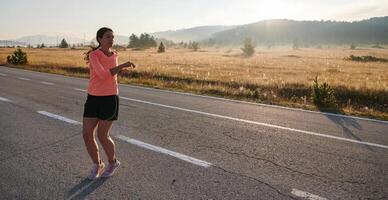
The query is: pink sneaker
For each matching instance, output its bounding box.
[101,159,121,178]
[87,162,105,180]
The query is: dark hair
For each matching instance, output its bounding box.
[84,27,113,63]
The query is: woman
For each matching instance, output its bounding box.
[83,27,135,180]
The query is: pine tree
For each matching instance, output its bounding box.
[149,35,157,47]
[7,48,28,65]
[158,42,165,53]
[191,42,199,51]
[128,33,157,48]
[128,34,140,48]
[59,38,69,48]
[241,38,255,57]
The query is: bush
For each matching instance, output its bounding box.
[7,48,28,65]
[158,42,165,53]
[371,44,384,49]
[312,76,337,109]
[241,38,255,57]
[346,55,388,62]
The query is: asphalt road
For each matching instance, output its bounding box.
[0,66,387,200]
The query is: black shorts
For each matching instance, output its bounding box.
[83,94,119,121]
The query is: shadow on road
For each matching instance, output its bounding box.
[67,177,108,200]
[324,113,374,150]
[326,114,363,141]
[317,107,363,141]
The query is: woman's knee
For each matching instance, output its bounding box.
[97,132,110,142]
[96,120,113,141]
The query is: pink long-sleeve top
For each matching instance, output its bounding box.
[87,49,119,96]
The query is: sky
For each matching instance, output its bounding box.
[0,0,387,40]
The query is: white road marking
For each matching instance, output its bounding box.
[18,77,30,81]
[122,84,388,125]
[291,189,327,200]
[74,88,87,92]
[116,134,212,168]
[0,73,8,76]
[40,81,54,85]
[37,111,81,125]
[0,96,11,102]
[120,96,388,150]
[35,109,212,168]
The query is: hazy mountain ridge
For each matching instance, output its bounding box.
[150,25,237,42]
[14,35,84,46]
[2,17,387,47]
[208,17,388,45]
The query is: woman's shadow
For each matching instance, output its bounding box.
[66,177,108,200]
[318,107,372,150]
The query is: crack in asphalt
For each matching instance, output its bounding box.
[212,165,298,200]
[199,145,367,186]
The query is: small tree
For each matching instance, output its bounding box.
[191,41,199,51]
[59,38,69,48]
[182,42,188,48]
[41,43,46,48]
[7,48,28,65]
[312,76,337,109]
[292,39,299,50]
[158,42,165,53]
[350,43,356,50]
[241,38,255,57]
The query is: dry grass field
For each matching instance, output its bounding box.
[1,46,387,120]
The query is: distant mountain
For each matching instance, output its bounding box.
[13,35,85,46]
[89,35,129,46]
[208,17,388,45]
[0,40,26,46]
[0,34,130,47]
[3,17,387,47]
[151,25,237,42]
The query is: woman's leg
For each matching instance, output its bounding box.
[97,120,116,164]
[82,117,101,164]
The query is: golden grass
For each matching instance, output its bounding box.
[1,47,387,120]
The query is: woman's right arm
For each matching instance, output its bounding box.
[109,61,135,76]
[89,53,135,78]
